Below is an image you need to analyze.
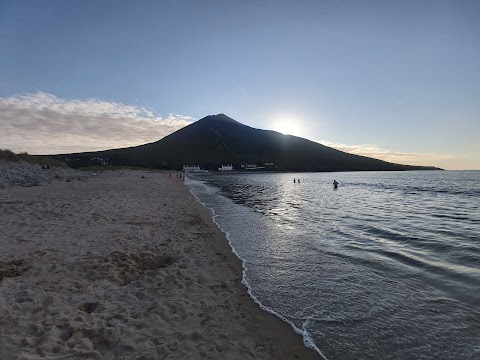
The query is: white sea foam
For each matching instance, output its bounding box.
[186,177,328,359]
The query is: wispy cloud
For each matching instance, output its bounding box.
[0,92,194,154]
[318,140,456,168]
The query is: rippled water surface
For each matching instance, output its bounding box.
[186,171,480,359]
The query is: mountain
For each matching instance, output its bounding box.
[52,114,441,171]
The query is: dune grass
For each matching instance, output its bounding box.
[0,149,67,167]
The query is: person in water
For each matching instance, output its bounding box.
[333,180,339,188]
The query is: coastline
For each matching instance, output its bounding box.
[0,164,320,359]
[189,180,322,360]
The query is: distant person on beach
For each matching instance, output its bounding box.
[333,180,338,188]
[294,179,296,183]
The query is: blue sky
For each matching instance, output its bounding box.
[1,0,479,169]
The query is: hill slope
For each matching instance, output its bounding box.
[52,114,441,171]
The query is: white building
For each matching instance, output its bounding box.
[183,165,201,172]
[218,164,233,171]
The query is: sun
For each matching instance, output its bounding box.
[272,116,302,137]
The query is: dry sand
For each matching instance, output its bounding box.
[0,163,320,359]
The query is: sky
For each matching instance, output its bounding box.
[1,0,479,170]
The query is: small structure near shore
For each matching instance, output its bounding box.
[182,165,208,173]
[182,165,200,172]
[218,164,233,171]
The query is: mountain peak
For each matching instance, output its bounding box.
[201,113,239,124]
[53,114,442,171]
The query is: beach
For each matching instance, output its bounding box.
[0,163,319,359]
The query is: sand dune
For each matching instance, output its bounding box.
[0,164,319,359]
[0,160,86,188]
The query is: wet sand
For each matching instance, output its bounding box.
[0,164,320,359]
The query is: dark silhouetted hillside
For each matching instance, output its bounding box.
[51,114,442,171]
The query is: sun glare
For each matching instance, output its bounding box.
[272,116,302,137]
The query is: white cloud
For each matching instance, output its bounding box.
[0,92,194,154]
[318,140,457,168]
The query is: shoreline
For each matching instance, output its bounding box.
[188,181,322,360]
[187,180,327,359]
[0,165,320,359]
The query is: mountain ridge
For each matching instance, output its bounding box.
[51,114,442,171]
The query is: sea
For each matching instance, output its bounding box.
[185,171,480,360]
